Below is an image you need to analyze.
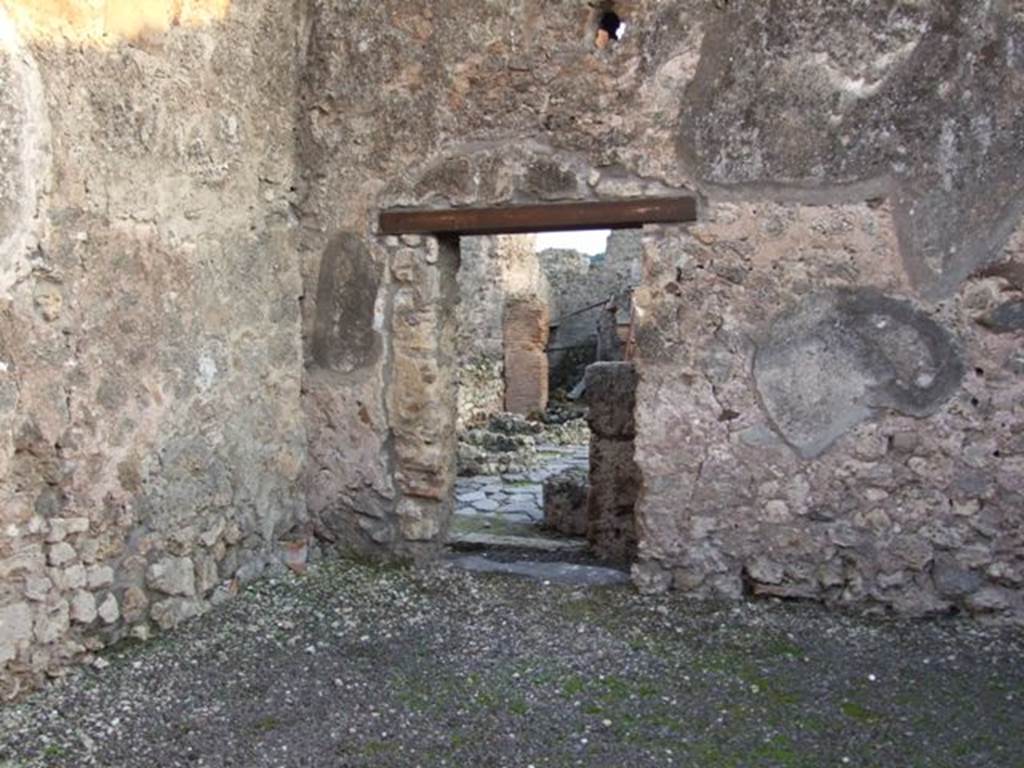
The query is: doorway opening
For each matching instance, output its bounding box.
[450,228,641,571]
[378,196,696,574]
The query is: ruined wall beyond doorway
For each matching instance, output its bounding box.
[503,297,550,416]
[541,230,640,392]
[454,234,544,429]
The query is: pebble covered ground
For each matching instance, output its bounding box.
[1,561,1022,768]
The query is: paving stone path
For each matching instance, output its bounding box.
[449,442,629,585]
[454,443,588,528]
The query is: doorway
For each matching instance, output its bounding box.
[378,197,696,571]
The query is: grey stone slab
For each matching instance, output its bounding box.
[495,513,536,526]
[506,485,540,495]
[472,499,500,512]
[457,490,488,503]
[450,555,630,587]
[448,532,586,553]
[536,444,575,454]
[502,500,541,517]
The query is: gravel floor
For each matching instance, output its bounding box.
[1,560,1022,768]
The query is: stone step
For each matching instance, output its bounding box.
[448,531,587,553]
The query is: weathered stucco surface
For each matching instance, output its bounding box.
[679,0,1024,298]
[0,3,306,696]
[633,202,1024,618]
[4,0,1024,697]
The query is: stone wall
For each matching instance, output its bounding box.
[633,203,1024,619]
[541,237,635,391]
[297,0,1024,623]
[6,0,1024,697]
[0,3,307,696]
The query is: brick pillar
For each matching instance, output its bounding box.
[503,297,549,415]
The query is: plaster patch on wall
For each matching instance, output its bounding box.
[754,289,965,459]
[195,354,218,392]
[0,7,50,297]
[311,234,382,372]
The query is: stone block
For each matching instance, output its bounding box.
[397,498,445,543]
[86,565,114,589]
[966,587,1012,614]
[97,595,120,625]
[47,542,76,567]
[33,600,69,645]
[45,517,90,544]
[587,437,639,564]
[24,575,51,602]
[504,298,549,415]
[933,554,982,599]
[150,598,202,631]
[62,564,87,590]
[146,557,196,597]
[543,469,589,537]
[584,362,637,439]
[0,603,33,665]
[70,591,97,624]
[195,554,219,594]
[746,558,785,585]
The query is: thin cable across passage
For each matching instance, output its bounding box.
[548,286,636,328]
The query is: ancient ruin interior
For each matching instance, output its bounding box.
[451,230,640,566]
[1,0,1023,763]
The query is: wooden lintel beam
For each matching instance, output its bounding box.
[378,197,697,236]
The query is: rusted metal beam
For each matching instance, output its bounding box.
[378,197,697,236]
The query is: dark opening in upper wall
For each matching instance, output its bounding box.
[598,11,622,40]
[596,10,625,48]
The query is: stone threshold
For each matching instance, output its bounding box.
[448,554,630,587]
[448,531,587,553]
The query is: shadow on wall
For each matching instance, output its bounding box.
[3,0,230,44]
